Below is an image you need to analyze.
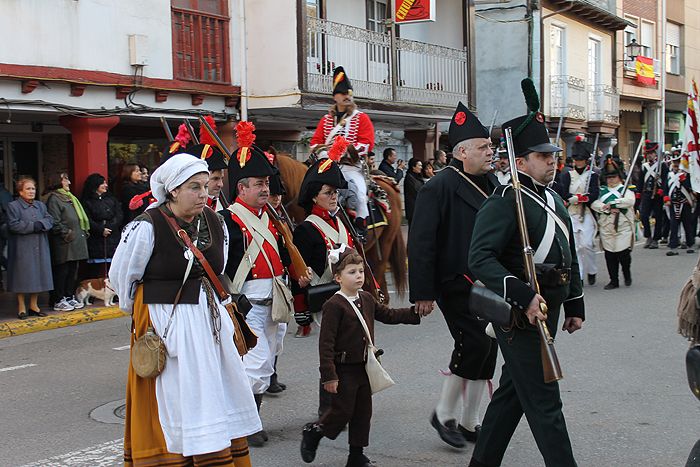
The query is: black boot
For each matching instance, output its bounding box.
[621,250,632,286]
[346,446,375,467]
[267,372,285,394]
[248,394,267,447]
[587,274,596,286]
[300,423,323,463]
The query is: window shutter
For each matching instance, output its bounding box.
[667,22,680,47]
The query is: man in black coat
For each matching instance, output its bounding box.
[408,102,499,448]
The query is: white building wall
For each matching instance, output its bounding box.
[244,0,301,109]
[0,0,173,79]
[398,0,463,50]
[326,0,367,29]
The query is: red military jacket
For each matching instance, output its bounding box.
[310,108,375,156]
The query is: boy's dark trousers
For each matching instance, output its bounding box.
[319,363,372,447]
[640,193,664,240]
[470,298,577,467]
[604,249,631,286]
[669,204,695,249]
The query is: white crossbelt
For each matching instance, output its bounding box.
[519,187,570,264]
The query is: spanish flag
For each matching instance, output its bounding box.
[635,56,656,85]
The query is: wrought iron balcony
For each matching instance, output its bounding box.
[304,16,468,107]
[588,84,620,124]
[549,75,587,120]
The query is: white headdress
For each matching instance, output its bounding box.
[148,153,209,209]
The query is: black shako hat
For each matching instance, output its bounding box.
[448,102,489,149]
[501,78,562,157]
[332,66,353,95]
[644,140,659,153]
[570,139,592,161]
[269,166,286,196]
[188,144,228,171]
[298,158,348,207]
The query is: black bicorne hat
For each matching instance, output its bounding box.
[501,78,562,157]
[269,166,286,196]
[332,66,353,95]
[188,143,228,171]
[160,141,187,166]
[228,144,275,188]
[298,158,348,207]
[448,102,489,149]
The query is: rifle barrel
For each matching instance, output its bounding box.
[160,117,175,142]
[198,116,230,161]
[185,119,200,145]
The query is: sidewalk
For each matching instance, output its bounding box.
[0,290,126,339]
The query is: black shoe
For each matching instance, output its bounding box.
[587,274,596,286]
[27,309,47,317]
[681,242,688,249]
[301,423,323,463]
[17,311,27,320]
[666,250,679,256]
[660,237,668,245]
[458,424,480,442]
[277,381,287,390]
[430,412,466,448]
[267,375,285,394]
[688,249,695,254]
[644,238,652,248]
[604,282,619,290]
[260,429,269,442]
[248,431,266,447]
[346,453,375,467]
[648,240,659,249]
[624,277,632,286]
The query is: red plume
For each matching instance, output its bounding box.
[575,135,583,142]
[174,124,192,147]
[236,121,256,148]
[199,115,218,146]
[328,136,350,162]
[645,139,651,144]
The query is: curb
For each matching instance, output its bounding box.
[0,306,128,339]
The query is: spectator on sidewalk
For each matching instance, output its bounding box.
[0,179,13,284]
[45,172,89,312]
[378,148,405,183]
[115,163,150,225]
[404,158,425,226]
[81,173,123,279]
[433,150,448,172]
[422,160,435,181]
[7,177,54,319]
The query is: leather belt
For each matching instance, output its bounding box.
[249,298,273,306]
[535,265,571,287]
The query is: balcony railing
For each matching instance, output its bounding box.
[588,84,620,124]
[305,16,468,107]
[549,75,587,120]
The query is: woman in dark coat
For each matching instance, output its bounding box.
[404,157,425,226]
[7,177,54,319]
[115,163,150,225]
[81,173,123,278]
[45,172,89,311]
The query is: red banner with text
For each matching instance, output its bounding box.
[394,0,436,24]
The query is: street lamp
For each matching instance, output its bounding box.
[626,39,642,61]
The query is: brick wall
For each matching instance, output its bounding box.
[623,0,657,21]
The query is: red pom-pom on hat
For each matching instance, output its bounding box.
[236,121,256,149]
[328,136,350,162]
[175,124,192,147]
[575,135,583,142]
[199,115,218,146]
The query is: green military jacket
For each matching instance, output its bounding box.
[468,172,585,320]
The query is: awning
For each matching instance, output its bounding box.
[547,0,635,31]
[620,99,643,113]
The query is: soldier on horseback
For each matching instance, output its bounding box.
[311,66,375,239]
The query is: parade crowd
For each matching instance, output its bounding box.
[3,67,697,467]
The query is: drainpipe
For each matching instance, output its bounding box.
[239,0,248,120]
[388,0,399,102]
[659,0,667,151]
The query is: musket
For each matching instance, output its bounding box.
[613,137,645,232]
[160,117,174,142]
[184,119,200,145]
[580,133,600,218]
[554,114,564,146]
[265,202,310,282]
[504,127,563,384]
[198,116,231,161]
[337,204,385,304]
[488,109,499,136]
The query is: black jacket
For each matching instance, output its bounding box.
[403,171,424,224]
[558,167,600,209]
[378,160,404,183]
[120,181,150,225]
[81,193,123,260]
[407,161,499,302]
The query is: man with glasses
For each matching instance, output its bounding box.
[408,102,500,449]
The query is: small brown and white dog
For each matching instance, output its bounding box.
[75,278,118,306]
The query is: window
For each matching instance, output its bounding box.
[307,0,321,18]
[667,21,681,75]
[550,25,566,77]
[366,0,387,33]
[366,0,388,68]
[588,38,601,86]
[171,0,231,83]
[640,20,654,58]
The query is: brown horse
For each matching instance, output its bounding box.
[275,153,407,300]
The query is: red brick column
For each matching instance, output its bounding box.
[59,116,119,195]
[405,126,437,161]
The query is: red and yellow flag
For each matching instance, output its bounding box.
[635,56,656,85]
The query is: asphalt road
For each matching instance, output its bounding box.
[1,243,699,467]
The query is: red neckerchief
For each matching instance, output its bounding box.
[206,196,216,208]
[311,204,338,229]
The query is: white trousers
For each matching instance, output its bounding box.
[341,166,369,219]
[242,303,281,394]
[571,210,598,277]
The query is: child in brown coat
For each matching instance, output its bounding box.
[300,244,420,467]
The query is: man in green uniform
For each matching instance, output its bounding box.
[467,98,585,467]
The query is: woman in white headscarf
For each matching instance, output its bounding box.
[110,153,260,466]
